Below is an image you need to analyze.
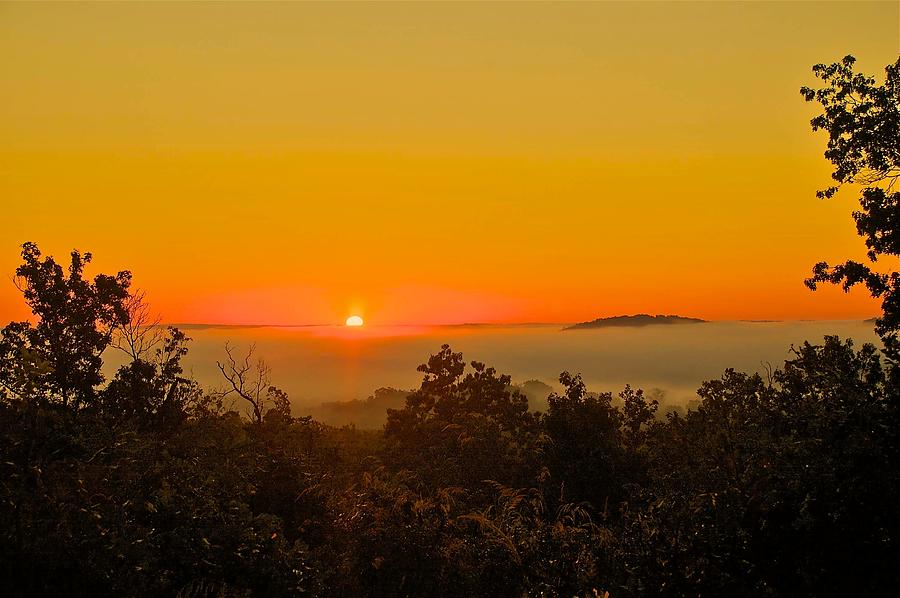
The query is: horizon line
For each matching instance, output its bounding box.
[164,317,880,329]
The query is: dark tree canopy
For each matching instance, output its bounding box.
[101,326,201,427]
[802,55,900,359]
[0,242,132,407]
[384,344,541,492]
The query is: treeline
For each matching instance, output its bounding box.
[0,243,897,597]
[307,381,559,429]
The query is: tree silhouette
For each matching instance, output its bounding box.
[110,289,164,362]
[384,344,541,492]
[0,242,131,408]
[102,326,200,426]
[216,342,291,424]
[802,56,900,359]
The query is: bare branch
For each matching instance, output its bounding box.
[110,289,164,361]
[216,342,272,424]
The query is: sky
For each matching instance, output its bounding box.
[1,2,898,326]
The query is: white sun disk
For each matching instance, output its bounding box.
[346,315,364,327]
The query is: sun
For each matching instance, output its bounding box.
[345,315,364,327]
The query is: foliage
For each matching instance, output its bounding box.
[101,327,202,428]
[802,55,900,359]
[0,242,131,407]
[618,337,899,596]
[384,344,543,495]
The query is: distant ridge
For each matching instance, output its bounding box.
[563,314,707,330]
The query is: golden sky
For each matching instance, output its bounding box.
[1,2,898,325]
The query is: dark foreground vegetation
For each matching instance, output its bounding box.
[2,56,899,596]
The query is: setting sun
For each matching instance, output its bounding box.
[345,315,364,327]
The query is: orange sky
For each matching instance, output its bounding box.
[1,2,898,326]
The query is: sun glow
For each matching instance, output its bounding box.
[345,315,364,327]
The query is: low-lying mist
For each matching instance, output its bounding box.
[105,320,879,428]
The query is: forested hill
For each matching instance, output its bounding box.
[564,314,707,330]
